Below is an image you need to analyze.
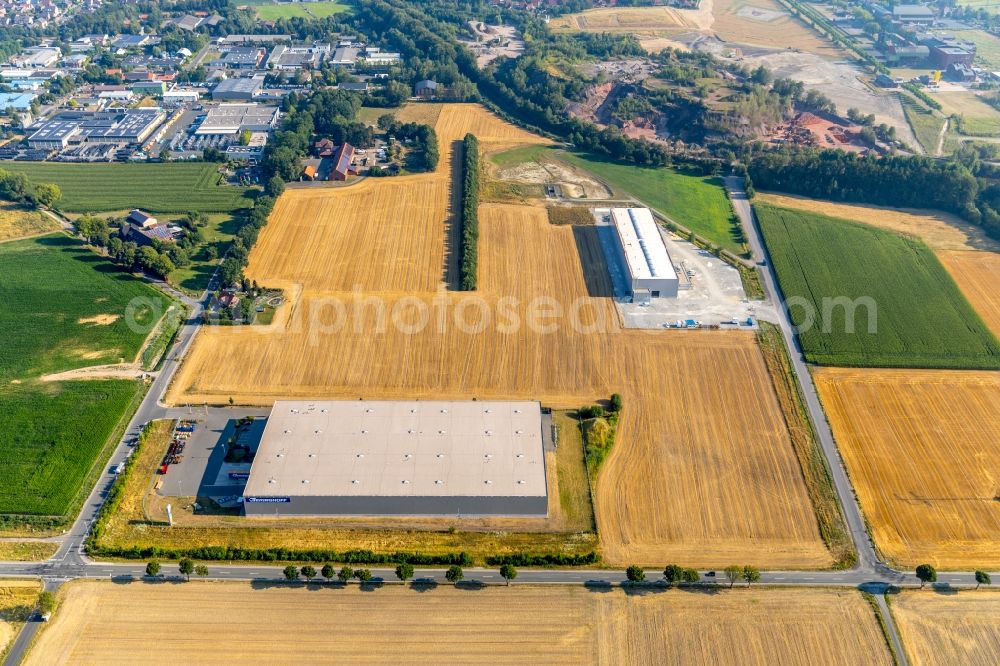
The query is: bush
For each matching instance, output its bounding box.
[485,552,598,566]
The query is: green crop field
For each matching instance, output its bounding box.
[560,152,745,253]
[2,162,254,214]
[251,1,351,20]
[757,204,1000,369]
[0,235,172,516]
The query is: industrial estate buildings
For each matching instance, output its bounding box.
[243,400,548,517]
[610,207,679,302]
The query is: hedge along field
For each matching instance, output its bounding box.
[0,234,171,516]
[558,152,744,253]
[757,203,1000,369]
[1,162,253,214]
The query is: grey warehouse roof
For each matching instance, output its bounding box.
[244,400,547,499]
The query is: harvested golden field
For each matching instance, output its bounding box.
[756,192,1000,252]
[0,580,40,656]
[892,591,1000,666]
[713,0,845,57]
[549,6,696,32]
[28,583,889,666]
[170,104,827,567]
[815,367,1000,568]
[0,204,58,243]
[939,250,1000,338]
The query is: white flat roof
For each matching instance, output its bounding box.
[244,400,546,499]
[611,207,677,282]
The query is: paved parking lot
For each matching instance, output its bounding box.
[157,408,269,499]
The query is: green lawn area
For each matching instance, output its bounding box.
[167,213,241,294]
[251,1,351,20]
[490,144,551,169]
[953,29,1000,70]
[2,162,254,214]
[900,93,947,155]
[559,152,744,253]
[757,203,1000,369]
[0,234,172,516]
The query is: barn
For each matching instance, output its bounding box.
[610,207,679,302]
[242,400,548,517]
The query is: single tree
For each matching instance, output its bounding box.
[681,568,700,584]
[610,393,623,412]
[355,569,373,583]
[625,565,646,584]
[283,564,299,581]
[337,566,354,583]
[301,565,318,582]
[195,565,209,579]
[38,591,56,615]
[321,564,335,582]
[663,564,683,585]
[915,564,937,588]
[445,565,464,584]
[499,563,517,586]
[395,562,414,583]
[975,570,991,589]
[724,565,742,588]
[145,561,161,577]
[179,558,194,581]
[743,566,761,587]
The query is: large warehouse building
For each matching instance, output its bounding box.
[243,400,548,517]
[610,207,679,302]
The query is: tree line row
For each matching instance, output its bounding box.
[459,133,480,291]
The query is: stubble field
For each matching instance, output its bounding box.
[549,6,696,32]
[712,0,844,57]
[27,583,890,665]
[938,250,1000,338]
[814,367,1000,568]
[891,591,1000,666]
[169,104,828,567]
[0,580,40,657]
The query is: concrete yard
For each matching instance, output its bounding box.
[156,409,269,500]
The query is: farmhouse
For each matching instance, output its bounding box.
[128,209,157,228]
[610,207,679,302]
[331,142,356,180]
[242,400,548,517]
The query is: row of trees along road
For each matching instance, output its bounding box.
[145,560,996,589]
[277,563,518,586]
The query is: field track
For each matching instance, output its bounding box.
[27,583,890,665]
[891,591,1000,666]
[170,105,828,567]
[815,367,1000,568]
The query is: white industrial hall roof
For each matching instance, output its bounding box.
[244,400,546,499]
[611,207,677,282]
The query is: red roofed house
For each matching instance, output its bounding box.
[331,142,356,181]
[314,138,335,157]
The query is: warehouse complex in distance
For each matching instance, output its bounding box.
[611,207,679,302]
[243,400,548,517]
